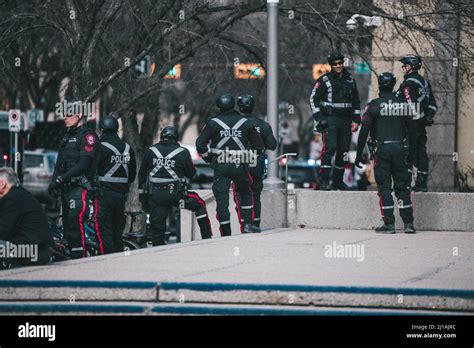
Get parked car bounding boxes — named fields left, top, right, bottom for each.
left=22, top=150, right=58, bottom=209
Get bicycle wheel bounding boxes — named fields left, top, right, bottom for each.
left=122, top=239, right=140, bottom=251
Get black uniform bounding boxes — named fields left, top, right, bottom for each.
left=0, top=186, right=53, bottom=267
left=236, top=114, right=277, bottom=227
left=138, top=139, right=212, bottom=245
left=196, top=110, right=264, bottom=236
left=396, top=71, right=437, bottom=191
left=52, top=124, right=101, bottom=258
left=310, top=69, right=361, bottom=188
left=356, top=91, right=417, bottom=226
left=96, top=133, right=136, bottom=253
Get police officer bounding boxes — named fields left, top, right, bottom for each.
left=310, top=51, right=361, bottom=190
left=138, top=126, right=212, bottom=246
left=396, top=55, right=437, bottom=192
left=355, top=72, right=417, bottom=234
left=196, top=94, right=264, bottom=236
left=236, top=94, right=277, bottom=231
left=48, top=102, right=101, bottom=258
left=96, top=116, right=136, bottom=253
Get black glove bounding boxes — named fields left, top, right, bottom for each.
left=355, top=154, right=364, bottom=169
left=48, top=176, right=64, bottom=196
left=424, top=115, right=434, bottom=126
left=139, top=193, right=149, bottom=211
left=318, top=117, right=329, bottom=130
left=406, top=154, right=415, bottom=169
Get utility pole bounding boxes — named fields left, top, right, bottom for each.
left=264, top=0, right=284, bottom=189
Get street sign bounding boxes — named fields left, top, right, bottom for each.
left=355, top=62, right=371, bottom=74
left=0, top=111, right=8, bottom=130
left=312, top=64, right=331, bottom=80
left=27, top=109, right=44, bottom=130
left=8, top=109, right=21, bottom=132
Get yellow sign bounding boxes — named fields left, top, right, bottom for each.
left=149, top=63, right=182, bottom=79
left=312, top=64, right=331, bottom=80
left=234, top=64, right=265, bottom=79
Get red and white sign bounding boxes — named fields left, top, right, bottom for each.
left=8, top=109, right=21, bottom=132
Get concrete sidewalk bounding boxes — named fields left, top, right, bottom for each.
left=1, top=227, right=472, bottom=287
left=1, top=228, right=472, bottom=312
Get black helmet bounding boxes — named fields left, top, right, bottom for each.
left=327, top=51, right=345, bottom=65
left=99, top=116, right=119, bottom=133
left=378, top=72, right=396, bottom=91
left=399, top=55, right=422, bottom=70
left=237, top=94, right=254, bottom=114
left=160, top=126, right=178, bottom=141
left=216, top=93, right=235, bottom=112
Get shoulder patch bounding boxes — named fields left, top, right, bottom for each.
left=314, top=81, right=321, bottom=89
left=85, top=134, right=96, bottom=146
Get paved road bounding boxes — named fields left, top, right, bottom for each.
left=1, top=228, right=472, bottom=290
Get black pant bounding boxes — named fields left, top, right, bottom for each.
left=149, top=188, right=212, bottom=246
left=97, top=190, right=126, bottom=254
left=320, top=116, right=352, bottom=185
left=415, top=120, right=429, bottom=186
left=61, top=186, right=104, bottom=258
left=213, top=163, right=253, bottom=236
left=373, top=142, right=414, bottom=225
left=236, top=161, right=263, bottom=227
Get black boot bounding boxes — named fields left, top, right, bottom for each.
left=332, top=182, right=352, bottom=191
left=375, top=224, right=395, bottom=234
left=404, top=223, right=416, bottom=234
left=320, top=181, right=332, bottom=191
left=243, top=223, right=260, bottom=233
left=413, top=173, right=428, bottom=192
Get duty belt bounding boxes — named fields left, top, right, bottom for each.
left=321, top=101, right=353, bottom=108
left=153, top=182, right=178, bottom=190
left=376, top=140, right=404, bottom=145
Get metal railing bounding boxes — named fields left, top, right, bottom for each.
left=269, top=153, right=297, bottom=228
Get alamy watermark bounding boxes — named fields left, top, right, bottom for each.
left=324, top=241, right=365, bottom=262
left=216, top=148, right=259, bottom=167
left=380, top=100, right=422, bottom=117
left=0, top=242, right=38, bottom=262
left=18, top=322, right=56, bottom=341
left=55, top=100, right=97, bottom=118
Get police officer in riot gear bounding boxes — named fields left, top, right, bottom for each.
left=396, top=54, right=437, bottom=192
left=236, top=94, right=277, bottom=230
left=355, top=72, right=417, bottom=234
left=138, top=126, right=212, bottom=245
left=196, top=94, right=264, bottom=236
left=310, top=51, right=361, bottom=190
left=96, top=116, right=136, bottom=253
left=48, top=102, right=102, bottom=258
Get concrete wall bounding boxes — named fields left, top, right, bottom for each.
left=181, top=189, right=474, bottom=240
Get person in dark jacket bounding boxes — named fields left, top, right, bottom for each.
left=196, top=94, right=264, bottom=236
left=236, top=94, right=277, bottom=230
left=396, top=54, right=437, bottom=192
left=0, top=167, right=52, bottom=268
left=139, top=126, right=212, bottom=246
left=310, top=51, right=361, bottom=190
left=96, top=116, right=136, bottom=253
left=355, top=72, right=417, bottom=234
left=48, top=102, right=101, bottom=259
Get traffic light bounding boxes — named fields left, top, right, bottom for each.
left=312, top=64, right=331, bottom=80
left=165, top=64, right=182, bottom=79
left=149, top=63, right=182, bottom=79
left=234, top=64, right=265, bottom=79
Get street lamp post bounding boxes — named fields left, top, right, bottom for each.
left=264, top=0, right=284, bottom=189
